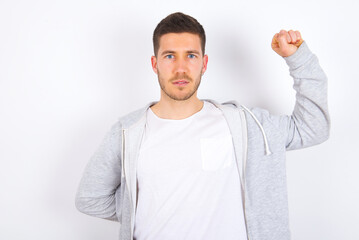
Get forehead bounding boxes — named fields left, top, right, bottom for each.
left=158, top=32, right=202, bottom=54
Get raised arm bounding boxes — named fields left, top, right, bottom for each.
left=271, top=30, right=330, bottom=150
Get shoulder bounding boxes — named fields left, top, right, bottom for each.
left=117, top=101, right=156, bottom=129
left=118, top=107, right=146, bottom=124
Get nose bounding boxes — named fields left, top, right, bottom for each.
left=174, top=56, right=188, bottom=74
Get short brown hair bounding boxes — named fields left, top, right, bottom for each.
left=153, top=12, right=206, bottom=57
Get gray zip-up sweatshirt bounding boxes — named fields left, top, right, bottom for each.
left=75, top=41, right=330, bottom=240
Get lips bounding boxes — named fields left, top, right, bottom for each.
left=172, top=80, right=189, bottom=86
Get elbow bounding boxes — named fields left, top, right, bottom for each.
left=319, top=130, right=330, bottom=144
left=322, top=113, right=331, bottom=142
left=75, top=194, right=88, bottom=215
left=74, top=193, right=118, bottom=221
left=316, top=120, right=331, bottom=144
left=74, top=191, right=94, bottom=215
left=315, top=107, right=331, bottom=144
left=322, top=124, right=331, bottom=142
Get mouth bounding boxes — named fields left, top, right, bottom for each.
left=172, top=79, right=189, bottom=86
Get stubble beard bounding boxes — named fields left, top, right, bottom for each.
left=157, top=70, right=202, bottom=101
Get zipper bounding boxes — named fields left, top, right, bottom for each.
left=239, top=107, right=250, bottom=240
left=121, top=128, right=134, bottom=240
left=121, top=110, right=149, bottom=240
left=215, top=100, right=251, bottom=239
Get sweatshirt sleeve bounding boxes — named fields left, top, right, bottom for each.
left=75, top=121, right=122, bottom=221
left=277, top=41, right=331, bottom=150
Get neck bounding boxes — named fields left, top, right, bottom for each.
left=151, top=93, right=204, bottom=120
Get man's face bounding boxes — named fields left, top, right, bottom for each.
left=151, top=32, right=208, bottom=101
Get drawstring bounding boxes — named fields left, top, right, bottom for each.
left=121, top=129, right=125, bottom=178
left=241, top=105, right=272, bottom=156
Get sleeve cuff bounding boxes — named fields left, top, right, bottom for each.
left=283, top=41, right=313, bottom=69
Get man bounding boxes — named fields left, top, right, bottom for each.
left=75, top=12, right=330, bottom=240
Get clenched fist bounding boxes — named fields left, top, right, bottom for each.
left=271, top=30, right=304, bottom=57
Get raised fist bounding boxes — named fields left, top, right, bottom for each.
left=271, top=30, right=304, bottom=57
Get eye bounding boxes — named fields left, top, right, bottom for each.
left=165, top=54, right=174, bottom=59
left=188, top=54, right=196, bottom=59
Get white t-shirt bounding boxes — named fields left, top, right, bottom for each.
left=134, top=101, right=247, bottom=240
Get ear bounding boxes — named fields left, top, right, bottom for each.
left=201, top=54, right=208, bottom=75
left=151, top=56, right=158, bottom=74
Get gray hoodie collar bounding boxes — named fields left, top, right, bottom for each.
left=120, top=99, right=229, bottom=129
left=119, top=99, right=271, bottom=155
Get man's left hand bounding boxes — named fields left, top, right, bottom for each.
left=271, top=30, right=304, bottom=57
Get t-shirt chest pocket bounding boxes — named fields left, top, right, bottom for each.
left=200, top=135, right=234, bottom=171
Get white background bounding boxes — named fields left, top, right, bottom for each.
left=1, top=0, right=358, bottom=239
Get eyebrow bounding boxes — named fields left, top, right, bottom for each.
left=160, top=50, right=201, bottom=56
